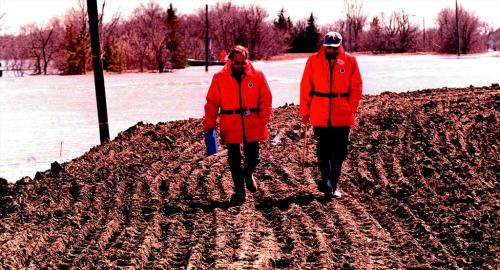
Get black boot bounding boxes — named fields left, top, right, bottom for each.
left=244, top=172, right=257, bottom=193
left=318, top=160, right=333, bottom=195
left=228, top=144, right=246, bottom=203
left=230, top=171, right=246, bottom=204
left=244, top=159, right=258, bottom=193
left=331, top=159, right=343, bottom=197
left=243, top=142, right=260, bottom=193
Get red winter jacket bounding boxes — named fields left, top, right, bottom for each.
left=300, top=45, right=362, bottom=127
left=203, top=61, right=272, bottom=144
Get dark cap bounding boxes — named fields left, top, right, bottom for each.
left=323, top=31, right=342, bottom=47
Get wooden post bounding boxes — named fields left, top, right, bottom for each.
left=455, top=0, right=461, bottom=56
left=205, top=4, right=209, bottom=72
left=87, top=0, right=110, bottom=143
left=423, top=16, right=426, bottom=51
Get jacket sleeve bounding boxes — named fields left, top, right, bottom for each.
left=203, top=74, right=221, bottom=131
left=258, top=71, right=273, bottom=125
left=300, top=57, right=314, bottom=117
left=348, top=57, right=363, bottom=113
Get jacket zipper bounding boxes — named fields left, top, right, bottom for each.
left=237, top=77, right=247, bottom=143
left=328, top=60, right=334, bottom=127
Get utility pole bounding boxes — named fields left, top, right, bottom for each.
left=423, top=16, right=426, bottom=51
left=205, top=4, right=209, bottom=72
left=87, top=0, right=110, bottom=143
left=455, top=0, right=461, bottom=56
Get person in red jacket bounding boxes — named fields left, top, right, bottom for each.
left=204, top=45, right=272, bottom=203
left=300, top=32, right=362, bottom=198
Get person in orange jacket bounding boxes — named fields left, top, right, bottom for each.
left=300, top=32, right=362, bottom=198
left=204, top=45, right=273, bottom=203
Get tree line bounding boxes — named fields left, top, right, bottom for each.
left=0, top=0, right=494, bottom=76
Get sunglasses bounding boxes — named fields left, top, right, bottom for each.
left=233, top=61, right=246, bottom=65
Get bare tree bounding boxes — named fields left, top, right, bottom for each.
left=320, top=20, right=347, bottom=46
left=129, top=2, right=168, bottom=72
left=244, top=5, right=267, bottom=60
left=380, top=12, right=398, bottom=51
left=0, top=34, right=30, bottom=76
left=436, top=5, right=485, bottom=54
left=122, top=18, right=150, bottom=72
left=258, top=23, right=288, bottom=59
left=21, top=19, right=62, bottom=75
left=343, top=0, right=366, bottom=52
left=458, top=8, right=486, bottom=53
left=203, top=3, right=282, bottom=60
left=369, top=11, right=418, bottom=53
left=423, top=27, right=440, bottom=52
left=395, top=10, right=418, bottom=52
left=178, top=14, right=205, bottom=60
left=208, top=3, right=244, bottom=56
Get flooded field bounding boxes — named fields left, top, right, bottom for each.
left=1, top=53, right=499, bottom=181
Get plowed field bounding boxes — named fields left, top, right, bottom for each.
left=1, top=85, right=498, bottom=269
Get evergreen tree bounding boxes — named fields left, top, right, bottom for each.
left=103, top=38, right=122, bottom=72
left=290, top=20, right=306, bottom=53
left=61, top=22, right=89, bottom=75
left=166, top=3, right=187, bottom=69
left=365, top=16, right=385, bottom=52
left=273, top=8, right=293, bottom=53
left=304, top=13, right=320, bottom=52
left=274, top=8, right=291, bottom=31
left=290, top=13, right=320, bottom=53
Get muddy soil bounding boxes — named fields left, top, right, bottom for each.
left=0, top=85, right=498, bottom=269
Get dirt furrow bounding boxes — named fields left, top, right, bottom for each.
left=211, top=209, right=239, bottom=267
left=287, top=204, right=334, bottom=268
left=260, top=207, right=300, bottom=268
left=1, top=86, right=497, bottom=269
left=340, top=195, right=403, bottom=269
left=183, top=211, right=218, bottom=269
left=226, top=207, right=270, bottom=269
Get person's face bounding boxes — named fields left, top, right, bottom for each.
left=231, top=53, right=247, bottom=73
left=324, top=46, right=340, bottom=59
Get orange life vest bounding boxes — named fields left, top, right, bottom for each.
left=204, top=61, right=272, bottom=144
left=300, top=45, right=362, bottom=127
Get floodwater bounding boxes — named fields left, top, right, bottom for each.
left=1, top=53, right=499, bottom=181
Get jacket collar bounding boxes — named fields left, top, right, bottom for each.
left=316, top=45, right=346, bottom=64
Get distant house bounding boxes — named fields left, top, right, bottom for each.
left=487, top=28, right=500, bottom=51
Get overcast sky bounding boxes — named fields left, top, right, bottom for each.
left=1, top=0, right=499, bottom=34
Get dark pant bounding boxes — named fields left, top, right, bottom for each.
left=314, top=126, right=350, bottom=191
left=226, top=142, right=260, bottom=193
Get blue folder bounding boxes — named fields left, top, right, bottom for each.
left=204, top=129, right=219, bottom=156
